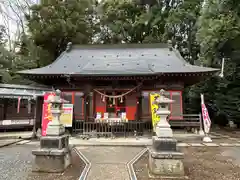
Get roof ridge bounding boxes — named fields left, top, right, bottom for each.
left=70, top=43, right=168, bottom=50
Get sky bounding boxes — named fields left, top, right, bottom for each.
left=0, top=0, right=37, bottom=48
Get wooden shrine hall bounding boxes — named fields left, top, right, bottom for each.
left=17, top=43, right=218, bottom=133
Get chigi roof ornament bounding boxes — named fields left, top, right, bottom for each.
left=66, top=42, right=72, bottom=52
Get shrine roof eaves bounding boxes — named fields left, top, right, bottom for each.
left=17, top=43, right=219, bottom=76
left=0, top=83, right=51, bottom=99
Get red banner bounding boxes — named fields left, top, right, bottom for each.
left=201, top=94, right=211, bottom=134
left=41, top=92, right=55, bottom=136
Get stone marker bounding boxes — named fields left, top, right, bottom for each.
left=32, top=89, right=72, bottom=173
left=148, top=89, right=185, bottom=178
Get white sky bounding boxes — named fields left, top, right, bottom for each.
left=0, top=0, right=37, bottom=48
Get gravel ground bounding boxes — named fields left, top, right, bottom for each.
left=0, top=144, right=85, bottom=180
left=134, top=147, right=240, bottom=180
left=213, top=128, right=240, bottom=138
left=0, top=145, right=35, bottom=180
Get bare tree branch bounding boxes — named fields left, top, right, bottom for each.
left=0, top=0, right=36, bottom=51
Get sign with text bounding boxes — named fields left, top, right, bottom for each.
left=41, top=92, right=55, bottom=136
left=41, top=93, right=73, bottom=136
left=60, top=104, right=74, bottom=127
left=149, top=92, right=160, bottom=131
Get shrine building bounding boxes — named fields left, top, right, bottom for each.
left=17, top=43, right=218, bottom=130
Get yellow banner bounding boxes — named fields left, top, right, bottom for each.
left=150, top=93, right=160, bottom=131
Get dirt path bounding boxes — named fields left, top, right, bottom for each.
left=76, top=146, right=144, bottom=180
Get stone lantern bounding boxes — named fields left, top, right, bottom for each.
left=32, top=89, right=72, bottom=173
left=154, top=89, right=174, bottom=138
left=46, top=89, right=66, bottom=135
left=148, top=89, right=185, bottom=178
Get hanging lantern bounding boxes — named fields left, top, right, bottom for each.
left=102, top=95, right=105, bottom=102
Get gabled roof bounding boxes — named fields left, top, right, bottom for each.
left=18, top=43, right=219, bottom=76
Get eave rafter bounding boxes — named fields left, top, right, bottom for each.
left=22, top=71, right=217, bottom=81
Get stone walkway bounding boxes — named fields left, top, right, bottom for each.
left=20, top=139, right=240, bottom=147
left=76, top=146, right=143, bottom=180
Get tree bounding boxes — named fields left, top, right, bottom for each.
left=0, top=0, right=35, bottom=51
left=26, top=0, right=99, bottom=61
left=97, top=0, right=186, bottom=44
left=165, top=0, right=203, bottom=64
left=195, top=0, right=240, bottom=126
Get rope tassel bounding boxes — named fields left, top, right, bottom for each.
left=113, top=97, right=115, bottom=105
left=120, top=96, right=123, bottom=103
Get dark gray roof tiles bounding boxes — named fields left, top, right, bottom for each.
left=18, top=43, right=219, bottom=76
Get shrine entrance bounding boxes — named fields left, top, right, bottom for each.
left=105, top=91, right=126, bottom=118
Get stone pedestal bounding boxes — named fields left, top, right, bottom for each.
left=148, top=89, right=185, bottom=178
left=149, top=148, right=184, bottom=177
left=32, top=89, right=72, bottom=173
left=149, top=137, right=185, bottom=178
left=32, top=134, right=72, bottom=172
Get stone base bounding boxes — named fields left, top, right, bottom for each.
left=40, top=134, right=69, bottom=149
left=152, top=136, right=177, bottom=152
left=155, top=127, right=173, bottom=138
left=148, top=148, right=185, bottom=177
left=148, top=168, right=188, bottom=179
left=32, top=147, right=72, bottom=173
left=46, top=123, right=65, bottom=136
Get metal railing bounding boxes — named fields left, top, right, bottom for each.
left=72, top=120, right=153, bottom=138
left=72, top=114, right=202, bottom=138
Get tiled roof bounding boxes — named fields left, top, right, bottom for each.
left=17, top=43, right=219, bottom=76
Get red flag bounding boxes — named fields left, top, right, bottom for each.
left=201, top=94, right=211, bottom=134
left=17, top=97, right=21, bottom=113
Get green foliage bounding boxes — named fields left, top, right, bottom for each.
left=26, top=0, right=98, bottom=61
left=165, top=0, right=203, bottom=64
left=193, top=0, right=240, bottom=125
left=0, top=25, right=6, bottom=45
left=196, top=0, right=240, bottom=65
left=98, top=0, right=179, bottom=43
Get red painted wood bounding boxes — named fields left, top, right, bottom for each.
left=94, top=92, right=105, bottom=117
left=72, top=92, right=75, bottom=104
left=126, top=106, right=137, bottom=120
left=125, top=92, right=137, bottom=120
